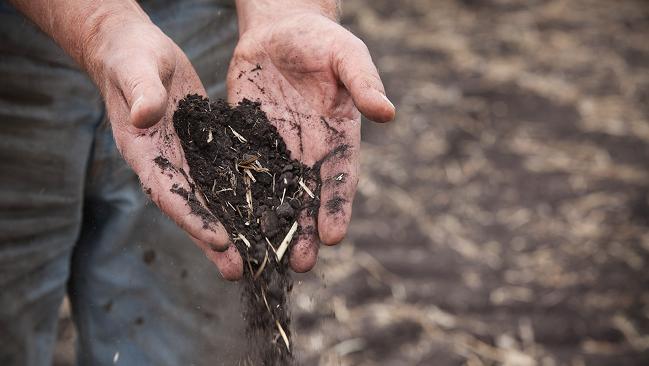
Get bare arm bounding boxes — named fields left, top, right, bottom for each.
left=10, top=1, right=144, bottom=83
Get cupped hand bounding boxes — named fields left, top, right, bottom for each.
left=227, top=10, right=395, bottom=273
left=84, top=16, right=243, bottom=280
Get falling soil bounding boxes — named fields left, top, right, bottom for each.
left=170, top=94, right=320, bottom=365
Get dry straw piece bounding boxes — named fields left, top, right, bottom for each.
left=229, top=126, right=247, bottom=143
left=298, top=178, right=315, bottom=199
left=275, top=320, right=290, bottom=351
left=237, top=233, right=252, bottom=248
left=253, top=250, right=269, bottom=280
left=276, top=221, right=298, bottom=261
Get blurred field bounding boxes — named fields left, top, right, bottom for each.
left=55, top=0, right=649, bottom=365
left=291, top=0, right=649, bottom=365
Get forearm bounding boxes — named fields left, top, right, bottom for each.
left=235, top=0, right=341, bottom=34
left=9, top=0, right=149, bottom=70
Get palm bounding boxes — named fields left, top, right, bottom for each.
left=228, top=15, right=360, bottom=165
left=102, top=31, right=242, bottom=279
left=227, top=14, right=362, bottom=271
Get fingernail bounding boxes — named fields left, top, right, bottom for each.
left=381, top=93, right=395, bottom=110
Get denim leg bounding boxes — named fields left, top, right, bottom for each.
left=143, top=0, right=238, bottom=98
left=70, top=124, right=245, bottom=366
left=68, top=3, right=246, bottom=366
left=0, top=8, right=103, bottom=366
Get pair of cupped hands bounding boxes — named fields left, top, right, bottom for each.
left=89, top=3, right=395, bottom=280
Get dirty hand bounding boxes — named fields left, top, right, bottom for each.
left=228, top=1, right=396, bottom=272
left=11, top=0, right=242, bottom=279
left=81, top=7, right=243, bottom=279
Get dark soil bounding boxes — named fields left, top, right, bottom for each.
left=170, top=94, right=320, bottom=365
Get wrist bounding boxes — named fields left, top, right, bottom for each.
left=235, top=0, right=340, bottom=35
left=78, top=4, right=151, bottom=75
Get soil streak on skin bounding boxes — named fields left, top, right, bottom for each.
left=169, top=94, right=321, bottom=365
left=325, top=196, right=346, bottom=215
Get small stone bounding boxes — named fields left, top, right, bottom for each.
left=276, top=202, right=295, bottom=219
left=289, top=198, right=301, bottom=210
left=255, top=205, right=267, bottom=218
left=260, top=210, right=280, bottom=237
left=267, top=285, right=283, bottom=302
left=142, top=249, right=156, bottom=265
left=280, top=172, right=295, bottom=188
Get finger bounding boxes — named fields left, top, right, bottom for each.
left=207, top=245, right=243, bottom=281
left=317, top=145, right=359, bottom=245
left=110, top=54, right=169, bottom=129
left=290, top=211, right=319, bottom=273
left=126, top=138, right=232, bottom=253
left=192, top=236, right=243, bottom=281
left=151, top=168, right=232, bottom=252
left=333, top=35, right=395, bottom=123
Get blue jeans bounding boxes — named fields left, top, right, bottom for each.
left=0, top=1, right=246, bottom=365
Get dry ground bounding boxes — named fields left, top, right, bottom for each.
left=56, top=0, right=649, bottom=365
left=291, top=0, right=649, bottom=365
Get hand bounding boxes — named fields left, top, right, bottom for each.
left=227, top=6, right=395, bottom=272
left=83, top=13, right=243, bottom=279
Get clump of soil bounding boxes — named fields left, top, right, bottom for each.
left=170, top=94, right=320, bottom=365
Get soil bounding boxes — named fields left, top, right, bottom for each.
left=170, top=94, right=320, bottom=365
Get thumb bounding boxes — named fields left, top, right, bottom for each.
left=113, top=56, right=169, bottom=129
left=334, top=35, right=395, bottom=123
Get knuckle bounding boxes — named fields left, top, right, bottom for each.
left=352, top=36, right=370, bottom=54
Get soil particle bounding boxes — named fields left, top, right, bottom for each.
left=329, top=144, right=351, bottom=160
left=260, top=210, right=280, bottom=237
left=313, top=144, right=352, bottom=174
left=153, top=156, right=174, bottom=171
left=276, top=202, right=295, bottom=219
left=169, top=184, right=217, bottom=231
left=319, top=116, right=344, bottom=143
left=171, top=94, right=321, bottom=365
left=325, top=196, right=346, bottom=215
left=103, top=300, right=113, bottom=313
left=142, top=249, right=156, bottom=265
left=319, top=116, right=340, bottom=135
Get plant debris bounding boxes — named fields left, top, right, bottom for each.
left=170, top=94, right=320, bottom=365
